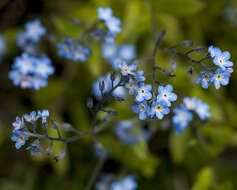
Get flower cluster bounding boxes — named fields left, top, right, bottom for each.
left=11, top=110, right=50, bottom=155
left=9, top=53, right=54, bottom=90
left=173, top=97, right=211, bottom=134
left=132, top=84, right=177, bottom=120
left=114, top=120, right=153, bottom=145
left=98, top=7, right=121, bottom=37
left=196, top=46, right=234, bottom=90
left=56, top=38, right=91, bottom=62
left=96, top=175, right=137, bottom=190
left=9, top=19, right=54, bottom=90
left=16, top=19, right=46, bottom=52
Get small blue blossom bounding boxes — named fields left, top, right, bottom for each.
left=196, top=71, right=213, bottom=89
left=72, top=45, right=91, bottom=62
left=98, top=7, right=113, bottom=21
left=111, top=176, right=137, bottom=190
left=102, top=42, right=118, bottom=59
left=26, top=141, right=41, bottom=156
left=34, top=56, right=54, bottom=77
left=25, top=19, right=46, bottom=42
left=119, top=45, right=136, bottom=61
left=134, top=70, right=146, bottom=83
left=105, top=17, right=121, bottom=34
left=195, top=100, right=211, bottom=120
left=173, top=107, right=193, bottom=134
left=13, top=53, right=34, bottom=75
left=135, top=84, right=152, bottom=102
left=56, top=38, right=74, bottom=59
left=157, top=84, right=177, bottom=107
left=132, top=100, right=150, bottom=120
left=183, top=97, right=198, bottom=111
left=91, top=29, right=104, bottom=41
left=32, top=75, right=47, bottom=90
left=211, top=69, right=230, bottom=89
left=38, top=110, right=50, bottom=123
left=9, top=70, right=22, bottom=86
left=110, top=56, right=124, bottom=70
left=11, top=131, right=27, bottom=149
left=24, top=111, right=39, bottom=123
left=213, top=50, right=233, bottom=70
left=125, top=78, right=139, bottom=95
left=12, top=117, right=24, bottom=131
left=119, top=62, right=137, bottom=76
left=208, top=45, right=221, bottom=58
left=150, top=100, right=170, bottom=120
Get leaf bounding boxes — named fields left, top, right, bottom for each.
left=153, top=0, right=204, bottom=16
left=192, top=167, right=214, bottom=190
left=99, top=135, right=158, bottom=177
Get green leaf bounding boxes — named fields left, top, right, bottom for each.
left=192, top=167, right=214, bottom=190
left=153, top=0, right=204, bottom=16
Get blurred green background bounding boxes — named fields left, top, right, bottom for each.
left=1, top=0, right=237, bottom=189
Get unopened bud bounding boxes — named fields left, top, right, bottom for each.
left=54, top=149, right=66, bottom=162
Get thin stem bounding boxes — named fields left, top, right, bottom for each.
left=151, top=30, right=166, bottom=100
left=84, top=153, right=107, bottom=190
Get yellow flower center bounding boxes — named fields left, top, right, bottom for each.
left=140, top=104, right=146, bottom=111
left=123, top=66, right=129, bottom=73
left=129, top=82, right=134, bottom=89
left=156, top=105, right=162, bottom=111
left=216, top=74, right=222, bottom=80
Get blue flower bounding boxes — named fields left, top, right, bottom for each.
left=13, top=53, right=34, bottom=75
left=213, top=50, right=233, bottom=70
left=211, top=69, right=230, bottom=89
left=183, top=97, right=198, bottom=111
left=26, top=141, right=41, bottom=156
left=24, top=111, right=39, bottom=123
left=173, top=107, right=193, bottom=134
left=12, top=117, right=24, bottom=131
left=157, top=84, right=177, bottom=107
left=121, top=176, right=137, bottom=190
left=25, top=19, right=46, bottom=42
left=196, top=71, right=213, bottom=89
left=119, top=62, right=137, bottom=76
left=72, top=45, right=91, bottom=62
left=32, top=75, right=47, bottom=90
left=56, top=38, right=74, bottom=59
left=119, top=45, right=136, bottom=61
left=16, top=31, right=28, bottom=49
left=135, top=84, right=152, bottom=102
left=9, top=70, right=22, bottom=86
left=98, top=7, right=113, bottom=21
left=132, top=100, right=150, bottom=120
left=195, top=100, right=211, bottom=120
left=91, top=29, right=104, bottom=41
left=134, top=70, right=146, bottom=83
left=125, top=78, right=139, bottom=95
left=150, top=100, right=170, bottom=120
left=20, top=75, right=33, bottom=89
left=11, top=131, right=27, bottom=149
left=105, top=17, right=121, bottom=34
left=38, top=110, right=50, bottom=123
left=102, top=42, right=118, bottom=59
left=208, top=45, right=221, bottom=58
left=111, top=176, right=137, bottom=190
left=109, top=56, right=124, bottom=70
left=34, top=56, right=54, bottom=78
